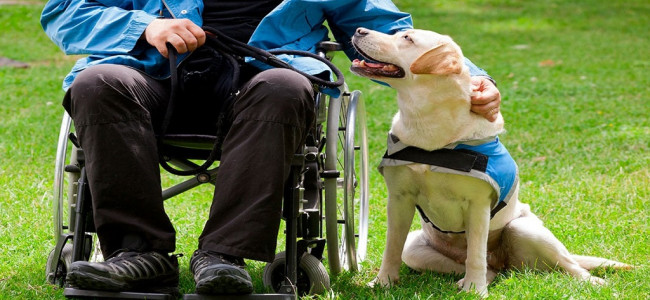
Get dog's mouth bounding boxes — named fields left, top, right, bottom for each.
left=350, top=46, right=405, bottom=78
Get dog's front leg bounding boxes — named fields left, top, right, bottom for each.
left=459, top=198, right=491, bottom=297
left=372, top=194, right=415, bottom=287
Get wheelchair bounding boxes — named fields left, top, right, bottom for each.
left=45, top=41, right=370, bottom=299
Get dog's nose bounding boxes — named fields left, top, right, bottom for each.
left=355, top=27, right=369, bottom=37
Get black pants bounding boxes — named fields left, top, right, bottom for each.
left=64, top=64, right=315, bottom=262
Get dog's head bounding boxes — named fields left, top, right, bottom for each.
left=350, top=27, right=467, bottom=86
left=350, top=28, right=504, bottom=148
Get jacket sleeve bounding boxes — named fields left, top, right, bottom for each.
left=323, top=1, right=490, bottom=78
left=323, top=0, right=412, bottom=60
left=250, top=0, right=490, bottom=78
left=40, top=0, right=156, bottom=55
left=250, top=0, right=411, bottom=57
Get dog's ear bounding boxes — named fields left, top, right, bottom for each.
left=410, top=43, right=462, bottom=75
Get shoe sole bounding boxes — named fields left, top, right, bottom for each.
left=66, top=268, right=179, bottom=295
left=67, top=269, right=129, bottom=291
left=195, top=266, right=254, bottom=295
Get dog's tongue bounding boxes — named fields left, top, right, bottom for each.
left=364, top=61, right=384, bottom=68
left=352, top=58, right=381, bottom=68
left=352, top=59, right=399, bottom=71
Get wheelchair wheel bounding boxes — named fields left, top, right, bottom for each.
left=46, top=243, right=73, bottom=286
left=262, top=251, right=330, bottom=295
left=48, top=112, right=102, bottom=285
left=53, top=113, right=76, bottom=238
left=47, top=113, right=77, bottom=285
left=323, top=90, right=369, bottom=274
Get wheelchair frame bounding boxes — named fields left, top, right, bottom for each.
left=46, top=43, right=370, bottom=299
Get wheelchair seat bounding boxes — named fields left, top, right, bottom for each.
left=161, top=134, right=219, bottom=151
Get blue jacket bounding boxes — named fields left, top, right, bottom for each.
left=41, top=0, right=490, bottom=91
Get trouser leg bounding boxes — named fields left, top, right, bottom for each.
left=198, top=68, right=315, bottom=262
left=63, top=64, right=176, bottom=257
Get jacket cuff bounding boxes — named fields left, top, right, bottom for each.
left=123, top=12, right=157, bottom=52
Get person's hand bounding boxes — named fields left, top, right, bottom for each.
left=144, top=18, right=206, bottom=58
left=470, top=76, right=501, bottom=122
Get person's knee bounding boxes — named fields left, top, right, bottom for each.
left=255, top=68, right=313, bottom=97
left=65, top=65, right=156, bottom=125
left=237, top=69, right=315, bottom=125
left=66, top=65, right=125, bottom=115
left=69, top=65, right=122, bottom=101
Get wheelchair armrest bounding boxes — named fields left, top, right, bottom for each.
left=316, top=41, right=343, bottom=53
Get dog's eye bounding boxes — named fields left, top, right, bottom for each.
left=403, top=34, right=413, bottom=43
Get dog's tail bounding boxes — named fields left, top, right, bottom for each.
left=572, top=255, right=635, bottom=270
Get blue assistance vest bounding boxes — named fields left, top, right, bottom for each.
left=379, top=134, right=519, bottom=233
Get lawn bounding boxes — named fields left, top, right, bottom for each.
left=0, top=0, right=648, bottom=299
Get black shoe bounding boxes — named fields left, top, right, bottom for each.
left=66, top=251, right=179, bottom=295
left=190, top=250, right=253, bottom=295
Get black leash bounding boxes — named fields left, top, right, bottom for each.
left=201, top=26, right=344, bottom=88
left=159, top=27, right=345, bottom=176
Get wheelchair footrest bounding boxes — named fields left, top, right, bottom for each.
left=183, top=294, right=296, bottom=300
left=64, top=288, right=176, bottom=299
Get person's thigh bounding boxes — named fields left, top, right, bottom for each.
left=64, top=64, right=170, bottom=131
left=232, top=68, right=315, bottom=127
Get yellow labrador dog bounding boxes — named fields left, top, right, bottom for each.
left=350, top=27, right=631, bottom=296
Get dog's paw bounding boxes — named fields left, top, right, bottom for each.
left=457, top=278, right=488, bottom=298
left=368, top=275, right=398, bottom=288
left=456, top=277, right=464, bottom=289
left=486, top=269, right=498, bottom=284
left=367, top=277, right=380, bottom=288
left=588, top=276, right=607, bottom=286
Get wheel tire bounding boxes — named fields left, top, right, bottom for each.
left=324, top=90, right=369, bottom=274
left=46, top=243, right=73, bottom=286
left=262, top=252, right=330, bottom=295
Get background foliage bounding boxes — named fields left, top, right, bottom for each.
left=0, top=0, right=647, bottom=299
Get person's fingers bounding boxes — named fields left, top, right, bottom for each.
left=476, top=104, right=498, bottom=122
left=470, top=97, right=500, bottom=122
left=186, top=23, right=206, bottom=49
left=155, top=43, right=169, bottom=58
left=469, top=77, right=501, bottom=122
left=471, top=78, right=499, bottom=104
left=472, top=102, right=493, bottom=115
left=167, top=33, right=189, bottom=55
left=172, top=20, right=205, bottom=52
left=487, top=107, right=499, bottom=121
left=145, top=19, right=205, bottom=57
left=173, top=29, right=198, bottom=53
left=472, top=89, right=496, bottom=104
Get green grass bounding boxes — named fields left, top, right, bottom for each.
left=1, top=0, right=648, bottom=299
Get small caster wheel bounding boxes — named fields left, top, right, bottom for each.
left=263, top=251, right=330, bottom=295
left=46, top=243, right=73, bottom=286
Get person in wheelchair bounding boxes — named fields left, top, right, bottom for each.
left=41, top=0, right=502, bottom=296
